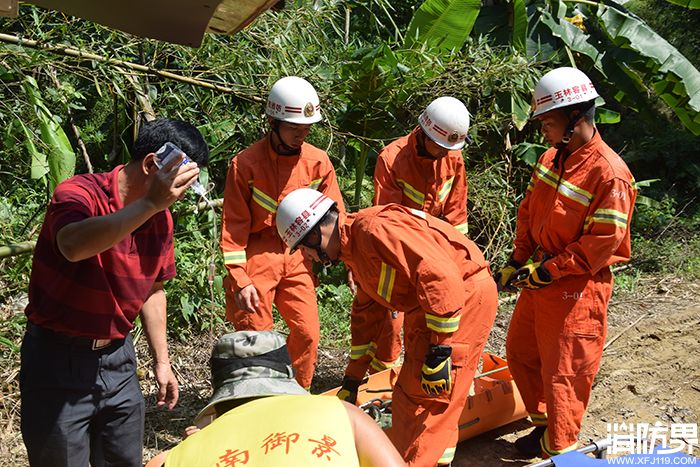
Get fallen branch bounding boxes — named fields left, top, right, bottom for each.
left=603, top=313, right=649, bottom=351
left=0, top=241, right=36, bottom=259
left=0, top=32, right=262, bottom=102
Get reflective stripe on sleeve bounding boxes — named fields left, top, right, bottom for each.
left=425, top=313, right=460, bottom=333
left=397, top=179, right=425, bottom=206
left=377, top=263, right=396, bottom=303
left=223, top=250, right=247, bottom=265
left=438, top=176, right=455, bottom=203
left=251, top=187, right=278, bottom=213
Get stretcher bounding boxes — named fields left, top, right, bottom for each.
left=321, top=352, right=528, bottom=442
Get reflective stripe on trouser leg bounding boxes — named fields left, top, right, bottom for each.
left=540, top=428, right=578, bottom=457
left=389, top=356, right=471, bottom=467
left=529, top=412, right=548, bottom=427
left=438, top=446, right=456, bottom=465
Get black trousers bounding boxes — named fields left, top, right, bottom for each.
left=20, top=329, right=144, bottom=467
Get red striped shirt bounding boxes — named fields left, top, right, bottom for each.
left=25, top=165, right=176, bottom=339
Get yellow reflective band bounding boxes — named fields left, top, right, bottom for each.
left=438, top=446, right=456, bottom=464
left=350, top=341, right=377, bottom=360
left=454, top=222, right=468, bottom=234
left=425, top=313, right=460, bottom=333
left=590, top=208, right=628, bottom=229
left=541, top=428, right=578, bottom=456
left=251, top=187, right=278, bottom=213
left=527, top=174, right=536, bottom=192
left=308, top=178, right=322, bottom=190
left=369, top=357, right=399, bottom=372
left=223, top=251, right=247, bottom=265
left=530, top=412, right=548, bottom=426
left=438, top=176, right=455, bottom=203
left=397, top=179, right=425, bottom=206
left=377, top=263, right=396, bottom=303
left=535, top=163, right=593, bottom=207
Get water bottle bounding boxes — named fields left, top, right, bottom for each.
left=154, top=142, right=206, bottom=197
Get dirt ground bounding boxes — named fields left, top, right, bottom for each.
left=454, top=275, right=700, bottom=466
left=0, top=274, right=698, bottom=466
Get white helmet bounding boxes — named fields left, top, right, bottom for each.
left=276, top=188, right=336, bottom=249
left=266, top=76, right=322, bottom=124
left=531, top=67, right=599, bottom=118
left=418, top=96, right=470, bottom=150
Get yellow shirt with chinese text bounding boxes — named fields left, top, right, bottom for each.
left=165, top=395, right=360, bottom=467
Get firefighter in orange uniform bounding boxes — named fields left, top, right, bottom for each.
left=493, top=67, right=636, bottom=458
left=276, top=188, right=498, bottom=467
left=220, top=76, right=345, bottom=389
left=338, top=97, right=472, bottom=403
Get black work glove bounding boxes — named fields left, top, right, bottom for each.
left=421, top=345, right=452, bottom=396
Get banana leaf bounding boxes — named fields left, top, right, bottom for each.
left=512, top=0, right=528, bottom=53
left=595, top=107, right=621, bottom=124
left=538, top=9, right=604, bottom=68
left=22, top=76, right=76, bottom=190
left=595, top=4, right=700, bottom=134
left=405, top=0, right=481, bottom=51
left=512, top=142, right=548, bottom=166
left=17, top=120, right=49, bottom=182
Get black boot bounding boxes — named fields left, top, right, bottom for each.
left=514, top=426, right=546, bottom=457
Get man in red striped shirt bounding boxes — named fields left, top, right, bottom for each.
left=20, top=118, right=208, bottom=467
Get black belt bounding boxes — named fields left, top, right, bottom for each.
left=26, top=322, right=125, bottom=350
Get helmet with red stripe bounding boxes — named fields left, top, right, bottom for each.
left=276, top=188, right=336, bottom=250
left=531, top=67, right=599, bottom=118
left=418, top=96, right=470, bottom=150
left=266, top=76, right=322, bottom=124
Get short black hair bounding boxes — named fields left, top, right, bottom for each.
left=131, top=118, right=209, bottom=166
left=318, top=204, right=339, bottom=228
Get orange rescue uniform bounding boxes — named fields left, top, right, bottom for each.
left=505, top=131, right=636, bottom=456
left=339, top=204, right=496, bottom=466
left=344, top=129, right=469, bottom=381
left=221, top=136, right=344, bottom=388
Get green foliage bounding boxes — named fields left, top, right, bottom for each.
left=166, top=206, right=226, bottom=338
left=663, top=0, right=700, bottom=9
left=630, top=233, right=700, bottom=278
left=22, top=76, right=76, bottom=189
left=0, top=0, right=698, bottom=340
left=405, top=0, right=481, bottom=50
left=316, top=283, right=353, bottom=347
left=625, top=0, right=700, bottom=67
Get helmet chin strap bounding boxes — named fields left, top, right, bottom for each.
left=553, top=101, right=595, bottom=169
left=553, top=114, right=580, bottom=169
left=303, top=225, right=336, bottom=269
left=416, top=131, right=438, bottom=159
left=271, top=120, right=301, bottom=155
